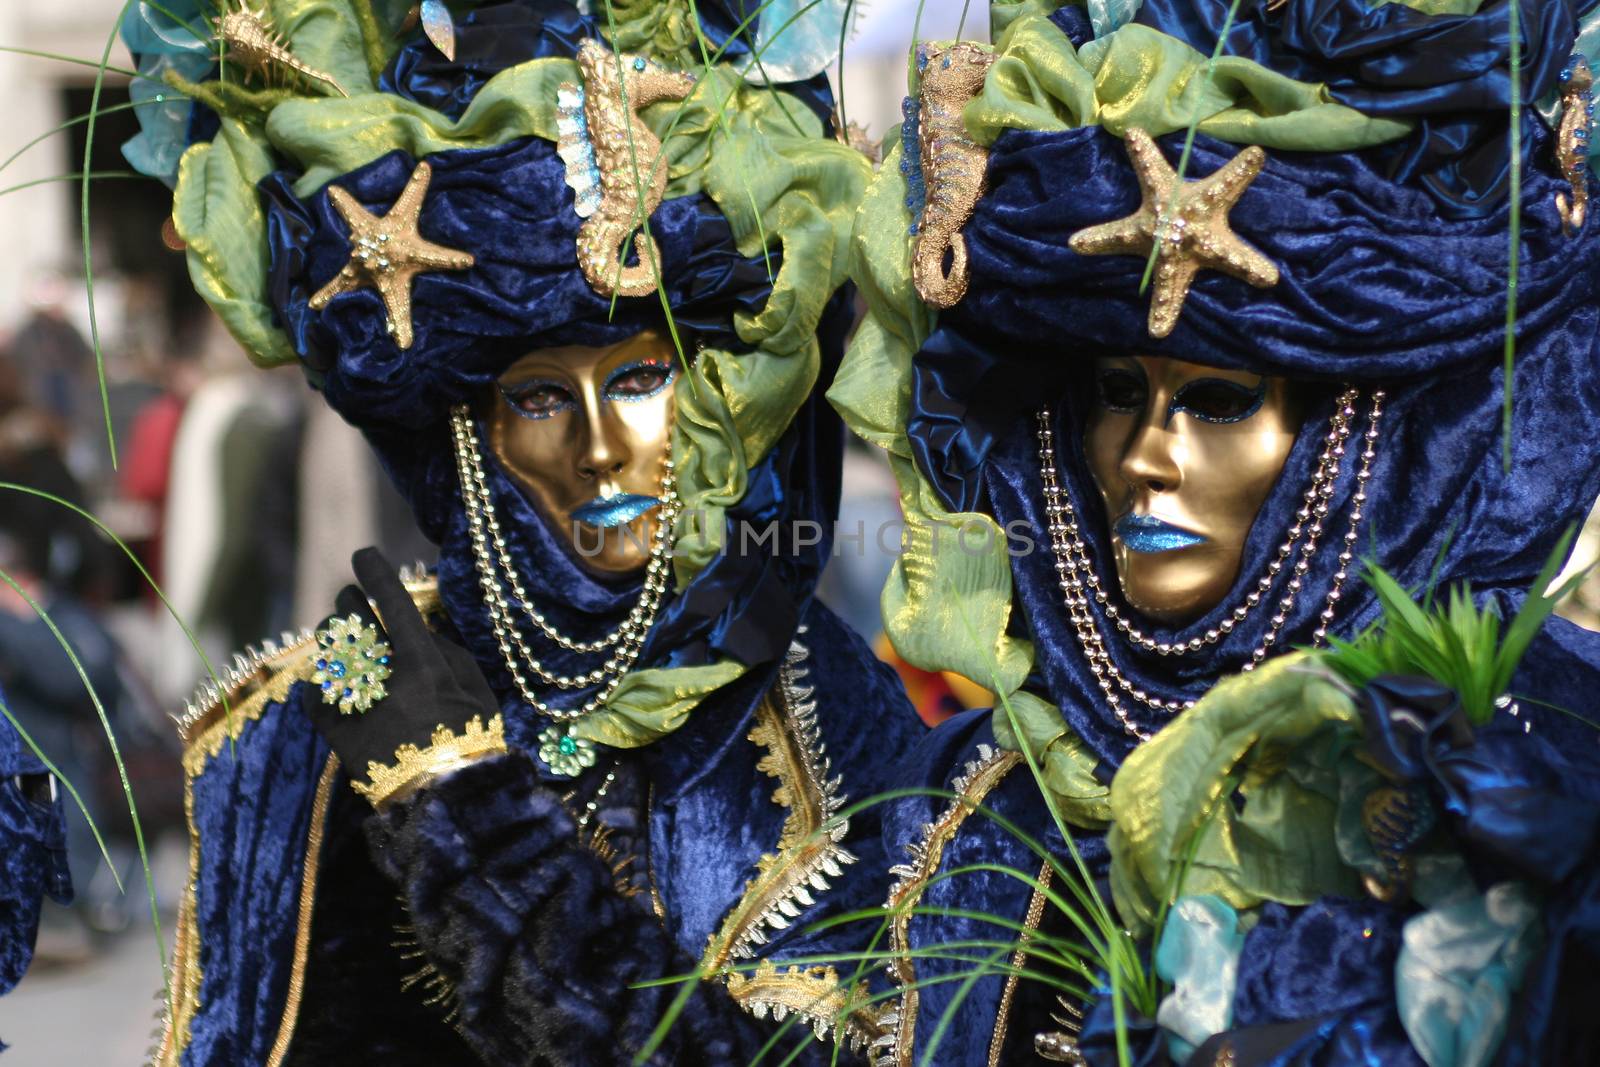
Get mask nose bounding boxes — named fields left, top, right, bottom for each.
left=1120, top=418, right=1182, bottom=496
left=576, top=394, right=629, bottom=482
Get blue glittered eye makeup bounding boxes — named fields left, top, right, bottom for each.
left=1169, top=377, right=1266, bottom=424
left=604, top=359, right=675, bottom=403
left=501, top=379, right=576, bottom=420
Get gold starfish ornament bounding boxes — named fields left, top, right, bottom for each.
left=1069, top=128, right=1279, bottom=338
left=309, top=161, right=475, bottom=350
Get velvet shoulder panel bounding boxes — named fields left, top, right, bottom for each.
left=644, top=601, right=925, bottom=1049
left=872, top=709, right=1109, bottom=1067
left=156, top=679, right=333, bottom=1067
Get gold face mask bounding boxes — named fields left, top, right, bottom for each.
left=485, top=330, right=678, bottom=576
left=1085, top=355, right=1303, bottom=624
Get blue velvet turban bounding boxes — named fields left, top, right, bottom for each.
left=1131, top=0, right=1600, bottom=215
left=908, top=66, right=1600, bottom=765
left=255, top=7, right=847, bottom=753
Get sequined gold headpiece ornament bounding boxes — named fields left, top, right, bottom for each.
left=909, top=42, right=995, bottom=309
left=308, top=161, right=476, bottom=350
left=569, top=40, right=697, bottom=298
left=1069, top=128, right=1280, bottom=339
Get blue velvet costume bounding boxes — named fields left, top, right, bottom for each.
left=840, top=1, right=1600, bottom=1064
left=130, top=3, right=922, bottom=1064
left=0, top=708, right=70, bottom=1045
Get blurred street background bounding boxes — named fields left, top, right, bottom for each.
left=0, top=1, right=1595, bottom=1064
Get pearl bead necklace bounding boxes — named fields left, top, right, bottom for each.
left=450, top=405, right=679, bottom=722
left=1034, top=389, right=1385, bottom=741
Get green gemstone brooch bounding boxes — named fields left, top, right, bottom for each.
left=311, top=614, right=393, bottom=715
left=537, top=725, right=597, bottom=778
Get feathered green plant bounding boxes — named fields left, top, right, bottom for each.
left=1322, top=527, right=1590, bottom=725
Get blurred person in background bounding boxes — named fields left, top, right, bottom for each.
left=0, top=706, right=71, bottom=1021
left=0, top=525, right=127, bottom=959
left=7, top=278, right=92, bottom=443
left=0, top=351, right=110, bottom=604
left=118, top=350, right=205, bottom=588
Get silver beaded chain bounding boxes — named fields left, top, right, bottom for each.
left=575, top=762, right=620, bottom=833
left=450, top=404, right=680, bottom=722
left=1034, top=389, right=1385, bottom=741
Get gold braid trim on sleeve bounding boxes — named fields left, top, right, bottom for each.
left=351, top=714, right=508, bottom=808
left=154, top=574, right=448, bottom=1065
left=874, top=746, right=1022, bottom=1067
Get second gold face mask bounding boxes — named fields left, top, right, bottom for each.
left=486, top=330, right=678, bottom=576
left=1085, top=355, right=1303, bottom=624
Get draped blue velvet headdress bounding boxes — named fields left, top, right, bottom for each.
left=124, top=0, right=871, bottom=751
left=835, top=0, right=1600, bottom=769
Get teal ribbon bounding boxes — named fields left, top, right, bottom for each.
left=1155, top=895, right=1246, bottom=1063
left=1396, top=878, right=1541, bottom=1067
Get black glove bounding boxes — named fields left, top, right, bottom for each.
left=307, top=547, right=500, bottom=788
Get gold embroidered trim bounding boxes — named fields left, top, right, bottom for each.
left=266, top=754, right=340, bottom=1067
left=573, top=40, right=696, bottom=297
left=394, top=898, right=465, bottom=1029
left=150, top=762, right=206, bottom=1065
left=351, top=714, right=508, bottom=807
left=873, top=746, right=1022, bottom=1067
left=158, top=577, right=443, bottom=1063
left=726, top=960, right=884, bottom=1052
left=399, top=564, right=444, bottom=621
left=911, top=41, right=995, bottom=309
left=177, top=630, right=319, bottom=767
left=702, top=639, right=855, bottom=969
left=989, top=860, right=1053, bottom=1067
left=699, top=637, right=880, bottom=1048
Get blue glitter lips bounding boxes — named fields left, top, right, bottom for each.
left=571, top=493, right=660, bottom=529
left=1115, top=513, right=1207, bottom=554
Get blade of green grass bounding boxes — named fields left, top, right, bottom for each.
left=0, top=172, right=143, bottom=197
left=82, top=0, right=144, bottom=472
left=1503, top=0, right=1522, bottom=471
left=0, top=101, right=153, bottom=178
left=0, top=485, right=234, bottom=739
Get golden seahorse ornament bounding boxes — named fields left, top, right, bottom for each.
left=573, top=40, right=696, bottom=298
left=215, top=2, right=349, bottom=98
left=1555, top=55, right=1593, bottom=237
left=911, top=42, right=995, bottom=310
